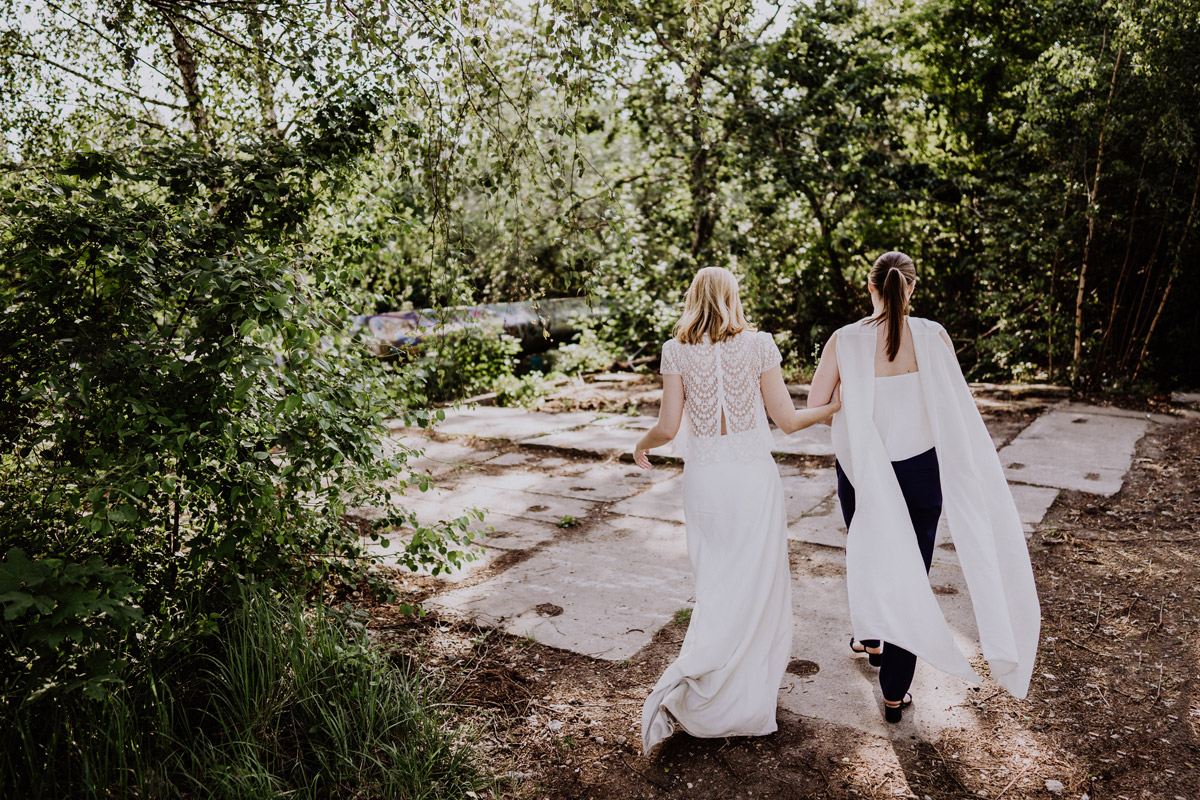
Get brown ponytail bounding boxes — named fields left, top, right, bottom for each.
left=868, top=251, right=917, bottom=361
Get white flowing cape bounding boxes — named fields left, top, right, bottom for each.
left=831, top=317, right=1040, bottom=698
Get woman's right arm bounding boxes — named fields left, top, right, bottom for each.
left=633, top=373, right=684, bottom=469
left=807, top=333, right=840, bottom=408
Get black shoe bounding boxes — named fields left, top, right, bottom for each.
left=883, top=693, right=913, bottom=723
left=849, top=637, right=882, bottom=667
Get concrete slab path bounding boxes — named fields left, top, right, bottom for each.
left=378, top=395, right=1169, bottom=751
left=998, top=406, right=1149, bottom=495
left=429, top=517, right=694, bottom=660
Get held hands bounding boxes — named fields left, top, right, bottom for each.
left=821, top=388, right=842, bottom=424
left=808, top=383, right=842, bottom=427
left=635, top=386, right=841, bottom=461
left=784, top=387, right=841, bottom=433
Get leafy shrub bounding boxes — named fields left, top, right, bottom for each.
left=1, top=588, right=485, bottom=799
left=0, top=548, right=143, bottom=703
left=494, top=370, right=565, bottom=408
left=410, top=323, right=521, bottom=403
left=548, top=325, right=619, bottom=376
left=0, top=100, right=475, bottom=710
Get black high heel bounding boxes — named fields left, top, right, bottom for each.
left=883, top=693, right=913, bottom=723
left=849, top=637, right=882, bottom=667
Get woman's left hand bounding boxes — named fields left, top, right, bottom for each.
left=633, top=445, right=652, bottom=469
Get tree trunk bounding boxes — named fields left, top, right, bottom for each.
left=688, top=143, right=717, bottom=258
left=1047, top=189, right=1074, bottom=382
left=1099, top=153, right=1146, bottom=355
left=1072, top=41, right=1125, bottom=385
left=163, top=12, right=212, bottom=148
left=1132, top=160, right=1200, bottom=382
left=1118, top=175, right=1176, bottom=371
left=686, top=66, right=717, bottom=260
left=818, top=221, right=854, bottom=316
left=247, top=11, right=281, bottom=138
left=795, top=182, right=853, bottom=316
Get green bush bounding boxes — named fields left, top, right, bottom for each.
left=0, top=548, right=143, bottom=703
left=547, top=325, right=618, bottom=376
left=1, top=588, right=485, bottom=799
left=494, top=370, right=564, bottom=409
left=410, top=323, right=521, bottom=403
left=0, top=101, right=476, bottom=716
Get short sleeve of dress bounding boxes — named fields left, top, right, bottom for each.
left=760, top=332, right=782, bottom=373
left=660, top=339, right=681, bottom=375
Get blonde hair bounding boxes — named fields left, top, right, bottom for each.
left=673, top=267, right=754, bottom=345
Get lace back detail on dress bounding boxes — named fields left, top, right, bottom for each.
left=660, top=330, right=781, bottom=464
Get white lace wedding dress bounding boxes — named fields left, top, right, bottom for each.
left=641, top=330, right=793, bottom=753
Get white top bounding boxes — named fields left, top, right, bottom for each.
left=660, top=330, right=782, bottom=463
left=873, top=371, right=935, bottom=461
left=831, top=316, right=1040, bottom=699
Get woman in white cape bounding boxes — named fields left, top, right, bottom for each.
left=634, top=267, right=840, bottom=754
left=807, top=251, right=1041, bottom=722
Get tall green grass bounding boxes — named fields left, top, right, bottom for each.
left=2, top=590, right=484, bottom=799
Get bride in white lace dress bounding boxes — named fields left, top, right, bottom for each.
left=634, top=267, right=840, bottom=754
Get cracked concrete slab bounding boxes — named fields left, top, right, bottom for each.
left=1009, top=483, right=1060, bottom=531
left=998, top=409, right=1148, bottom=495
left=1056, top=402, right=1179, bottom=425
left=522, top=425, right=646, bottom=458
left=427, top=517, right=693, bottom=660
left=436, top=407, right=603, bottom=440
left=779, top=468, right=839, bottom=522
left=788, top=511, right=847, bottom=549
left=392, top=483, right=599, bottom=527
left=363, top=514, right=565, bottom=582
left=770, top=425, right=836, bottom=456
left=607, top=474, right=687, bottom=523
left=457, top=464, right=656, bottom=503
left=399, top=438, right=499, bottom=475
left=471, top=514, right=566, bottom=552
left=489, top=451, right=536, bottom=467
left=590, top=414, right=657, bottom=430
left=390, top=398, right=1158, bottom=751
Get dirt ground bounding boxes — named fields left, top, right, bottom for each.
left=362, top=407, right=1199, bottom=800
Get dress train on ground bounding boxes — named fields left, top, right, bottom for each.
left=641, top=450, right=792, bottom=753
